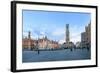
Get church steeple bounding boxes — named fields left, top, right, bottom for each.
left=28, top=31, right=31, bottom=39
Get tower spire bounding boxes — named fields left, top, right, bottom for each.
left=28, top=31, right=31, bottom=39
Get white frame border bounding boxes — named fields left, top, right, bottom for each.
left=16, top=3, right=96, bottom=70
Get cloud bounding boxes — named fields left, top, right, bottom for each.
left=52, top=28, right=65, bottom=36
left=33, top=30, right=47, bottom=39
left=34, top=30, right=41, bottom=35
left=70, top=36, right=81, bottom=44
left=23, top=32, right=28, bottom=38
left=70, top=31, right=81, bottom=44
left=59, top=38, right=65, bottom=44
left=40, top=31, right=45, bottom=35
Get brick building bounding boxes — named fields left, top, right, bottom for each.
left=22, top=32, right=59, bottom=50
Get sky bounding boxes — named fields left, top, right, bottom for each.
left=22, top=10, right=91, bottom=44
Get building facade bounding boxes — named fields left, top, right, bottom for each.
left=22, top=31, right=37, bottom=50
left=81, top=22, right=91, bottom=49
left=22, top=32, right=59, bottom=50
left=38, top=36, right=59, bottom=49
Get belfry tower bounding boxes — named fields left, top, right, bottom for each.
left=66, top=24, right=70, bottom=43
left=28, top=31, right=31, bottom=50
